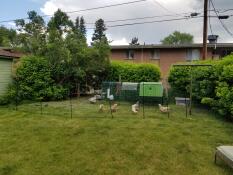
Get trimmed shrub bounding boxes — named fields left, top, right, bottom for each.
left=108, top=61, right=161, bottom=82
left=168, top=54, right=233, bottom=119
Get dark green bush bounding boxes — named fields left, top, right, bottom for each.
left=108, top=61, right=161, bottom=82
left=168, top=54, right=233, bottom=119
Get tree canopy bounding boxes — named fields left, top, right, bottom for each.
left=10, top=9, right=111, bottom=101
left=15, top=10, right=46, bottom=55
left=161, top=31, right=194, bottom=45
left=0, top=26, right=17, bottom=47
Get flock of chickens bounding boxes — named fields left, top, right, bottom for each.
left=98, top=102, right=170, bottom=114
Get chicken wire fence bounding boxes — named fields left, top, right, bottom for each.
left=1, top=81, right=170, bottom=118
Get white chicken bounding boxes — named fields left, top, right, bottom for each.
left=132, top=101, right=139, bottom=114
left=158, top=104, right=170, bottom=113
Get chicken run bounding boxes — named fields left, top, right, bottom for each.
left=89, top=82, right=171, bottom=118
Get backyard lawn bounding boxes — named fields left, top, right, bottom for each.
left=0, top=98, right=233, bottom=175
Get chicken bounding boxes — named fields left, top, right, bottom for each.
left=111, top=103, right=118, bottom=113
left=132, top=101, right=139, bottom=114
left=88, top=96, right=97, bottom=104
left=158, top=104, right=170, bottom=113
left=99, top=104, right=105, bottom=112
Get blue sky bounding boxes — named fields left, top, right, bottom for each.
left=0, top=0, right=46, bottom=24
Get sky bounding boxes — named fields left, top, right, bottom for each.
left=1, top=0, right=233, bottom=45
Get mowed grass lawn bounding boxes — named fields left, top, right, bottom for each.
left=0, top=98, right=233, bottom=175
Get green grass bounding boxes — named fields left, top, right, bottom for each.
left=0, top=98, right=233, bottom=175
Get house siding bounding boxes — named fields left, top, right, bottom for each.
left=0, top=57, right=13, bottom=95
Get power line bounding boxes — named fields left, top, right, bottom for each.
left=151, top=0, right=179, bottom=15
left=85, top=14, right=232, bottom=26
left=86, top=12, right=196, bottom=25
left=87, top=16, right=202, bottom=29
left=208, top=0, right=214, bottom=35
left=0, top=0, right=147, bottom=24
left=218, top=8, right=233, bottom=13
left=210, top=0, right=233, bottom=38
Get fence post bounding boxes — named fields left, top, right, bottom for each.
left=70, top=90, right=73, bottom=119
left=15, top=79, right=19, bottom=111
left=40, top=97, right=43, bottom=115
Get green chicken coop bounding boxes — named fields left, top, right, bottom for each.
left=139, top=82, right=163, bottom=97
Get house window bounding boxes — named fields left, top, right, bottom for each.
left=126, top=50, right=135, bottom=59
left=186, top=49, right=200, bottom=61
left=151, top=49, right=160, bottom=60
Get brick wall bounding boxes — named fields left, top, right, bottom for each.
left=111, top=48, right=213, bottom=78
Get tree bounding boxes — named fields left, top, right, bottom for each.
left=75, top=16, right=86, bottom=37
left=15, top=11, right=46, bottom=55
left=0, top=26, right=17, bottom=47
left=75, top=17, right=80, bottom=30
left=79, top=17, right=86, bottom=36
left=48, top=9, right=73, bottom=35
left=130, top=37, right=139, bottom=45
left=10, top=9, right=111, bottom=100
left=161, top=31, right=194, bottom=45
left=80, top=17, right=86, bottom=36
left=92, top=19, right=107, bottom=43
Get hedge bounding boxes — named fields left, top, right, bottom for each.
left=108, top=61, right=161, bottom=82
left=7, top=56, right=68, bottom=103
left=168, top=54, right=233, bottom=119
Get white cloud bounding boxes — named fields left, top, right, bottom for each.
left=7, top=22, right=16, bottom=27
left=40, top=0, right=233, bottom=44
left=40, top=0, right=59, bottom=16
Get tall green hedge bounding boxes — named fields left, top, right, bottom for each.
left=108, top=61, right=161, bottom=82
left=5, top=56, right=69, bottom=103
left=168, top=54, right=233, bottom=119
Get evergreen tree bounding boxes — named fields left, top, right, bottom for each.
left=75, top=16, right=86, bottom=36
left=80, top=17, right=86, bottom=36
left=75, top=17, right=80, bottom=30
left=92, top=19, right=107, bottom=42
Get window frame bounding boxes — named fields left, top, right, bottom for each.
left=150, top=49, right=160, bottom=60
left=186, top=49, right=200, bottom=61
left=126, top=50, right=135, bottom=60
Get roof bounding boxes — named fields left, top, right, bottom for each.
left=0, top=48, right=24, bottom=59
left=110, top=43, right=233, bottom=50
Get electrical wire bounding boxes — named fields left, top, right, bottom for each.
left=86, top=12, right=198, bottom=25
left=86, top=16, right=202, bottom=29
left=210, top=0, right=233, bottom=38
left=85, top=14, right=232, bottom=27
left=151, top=0, right=180, bottom=15
left=0, top=0, right=147, bottom=24
left=208, top=0, right=214, bottom=35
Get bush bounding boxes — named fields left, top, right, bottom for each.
left=108, top=61, right=161, bottom=82
left=12, top=56, right=68, bottom=102
left=168, top=54, right=233, bottom=119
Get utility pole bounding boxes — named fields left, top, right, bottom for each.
left=202, top=0, right=208, bottom=60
